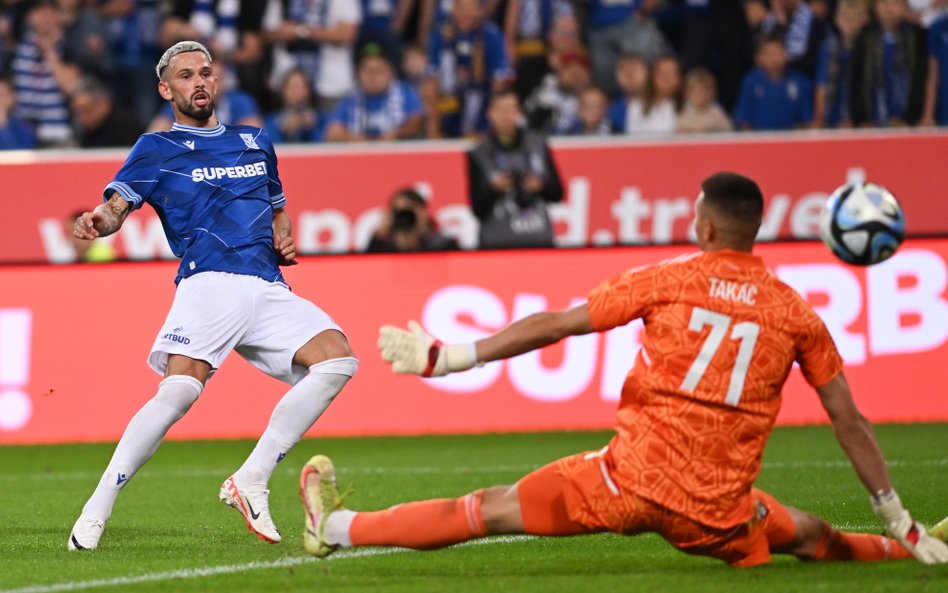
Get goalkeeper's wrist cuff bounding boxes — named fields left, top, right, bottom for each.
left=444, top=343, right=478, bottom=373
left=871, top=488, right=905, bottom=524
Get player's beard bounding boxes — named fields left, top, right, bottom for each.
left=175, top=92, right=215, bottom=123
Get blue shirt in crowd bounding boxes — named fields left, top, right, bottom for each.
left=360, top=0, right=398, bottom=33
left=428, top=21, right=511, bottom=136
left=929, top=14, right=948, bottom=125
left=0, top=117, right=36, bottom=150
left=583, top=0, right=640, bottom=29
left=733, top=67, right=813, bottom=130
left=815, top=35, right=852, bottom=127
left=327, top=81, right=422, bottom=137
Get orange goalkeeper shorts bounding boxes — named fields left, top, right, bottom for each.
left=517, top=448, right=793, bottom=567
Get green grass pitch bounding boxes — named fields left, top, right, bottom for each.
left=2, top=425, right=946, bottom=593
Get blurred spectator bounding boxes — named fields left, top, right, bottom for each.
left=813, top=0, right=869, bottom=128
left=546, top=12, right=584, bottom=70
left=560, top=85, right=613, bottom=135
left=325, top=43, right=424, bottom=141
left=524, top=52, right=592, bottom=134
left=733, top=31, right=813, bottom=130
left=12, top=1, right=79, bottom=147
left=467, top=89, right=563, bottom=249
left=418, top=0, right=451, bottom=49
left=70, top=75, right=143, bottom=147
left=0, top=77, right=35, bottom=150
left=365, top=187, right=459, bottom=252
left=162, top=0, right=268, bottom=103
left=265, top=0, right=361, bottom=112
left=504, top=0, right=575, bottom=101
left=147, top=61, right=264, bottom=131
left=925, top=9, right=948, bottom=125
left=676, top=0, right=751, bottom=112
left=607, top=52, right=649, bottom=132
left=745, top=0, right=828, bottom=80
left=402, top=43, right=428, bottom=92
left=809, top=0, right=832, bottom=20
left=849, top=0, right=928, bottom=127
left=95, top=0, right=163, bottom=127
left=264, top=68, right=322, bottom=142
left=629, top=54, right=683, bottom=134
left=584, top=0, right=670, bottom=95
left=68, top=210, right=117, bottom=262
left=424, top=0, right=513, bottom=138
left=418, top=0, right=506, bottom=49
left=57, top=0, right=114, bottom=81
left=356, top=0, right=412, bottom=67
left=676, top=67, right=733, bottom=133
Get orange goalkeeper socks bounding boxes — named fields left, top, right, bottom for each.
left=812, top=525, right=912, bottom=561
left=349, top=490, right=488, bottom=549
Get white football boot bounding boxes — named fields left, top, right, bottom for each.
left=67, top=516, right=105, bottom=550
left=219, top=475, right=282, bottom=543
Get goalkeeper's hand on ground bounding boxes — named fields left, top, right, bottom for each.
left=872, top=490, right=948, bottom=563
left=378, top=321, right=478, bottom=377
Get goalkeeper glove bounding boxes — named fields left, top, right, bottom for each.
left=872, top=489, right=948, bottom=564
left=378, top=321, right=478, bottom=377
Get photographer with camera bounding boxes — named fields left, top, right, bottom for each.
left=365, top=187, right=460, bottom=253
left=468, top=88, right=564, bottom=249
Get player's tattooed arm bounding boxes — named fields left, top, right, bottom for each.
left=273, top=207, right=298, bottom=266
left=73, top=192, right=131, bottom=239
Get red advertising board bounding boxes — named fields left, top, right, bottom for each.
left=1, top=240, right=946, bottom=444
left=2, top=130, right=947, bottom=264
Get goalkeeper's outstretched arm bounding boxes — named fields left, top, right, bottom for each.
left=818, top=372, right=948, bottom=564
left=474, top=305, right=595, bottom=363
left=377, top=305, right=595, bottom=378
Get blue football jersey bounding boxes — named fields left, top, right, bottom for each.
left=105, top=122, right=287, bottom=284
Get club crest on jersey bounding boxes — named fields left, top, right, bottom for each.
left=240, top=133, right=259, bottom=150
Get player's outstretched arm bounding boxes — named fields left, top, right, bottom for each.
left=272, top=207, right=298, bottom=266
left=817, top=373, right=948, bottom=563
left=378, top=305, right=595, bottom=377
left=73, top=192, right=130, bottom=239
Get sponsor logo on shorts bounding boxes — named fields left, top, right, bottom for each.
left=191, top=162, right=267, bottom=182
left=161, top=332, right=191, bottom=345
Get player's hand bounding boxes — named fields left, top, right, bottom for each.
left=274, top=235, right=298, bottom=266
left=378, top=321, right=476, bottom=377
left=73, top=211, right=100, bottom=240
left=872, top=490, right=948, bottom=563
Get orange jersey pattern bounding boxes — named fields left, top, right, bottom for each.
left=587, top=250, right=842, bottom=529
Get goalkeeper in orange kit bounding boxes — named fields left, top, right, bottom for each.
left=299, top=171, right=948, bottom=566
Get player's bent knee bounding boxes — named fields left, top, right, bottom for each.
left=295, top=329, right=355, bottom=366
left=480, top=485, right=525, bottom=534
left=154, top=375, right=204, bottom=416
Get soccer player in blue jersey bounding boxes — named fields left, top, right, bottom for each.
left=66, top=41, right=359, bottom=551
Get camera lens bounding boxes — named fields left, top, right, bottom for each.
left=392, top=208, right=417, bottom=231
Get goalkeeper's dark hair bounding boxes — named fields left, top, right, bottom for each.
left=700, top=172, right=764, bottom=238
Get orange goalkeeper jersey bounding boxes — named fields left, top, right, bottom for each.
left=587, top=249, right=843, bottom=529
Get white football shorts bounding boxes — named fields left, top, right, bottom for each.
left=148, top=271, right=343, bottom=384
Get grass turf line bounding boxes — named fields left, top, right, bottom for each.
left=1, top=425, right=946, bottom=592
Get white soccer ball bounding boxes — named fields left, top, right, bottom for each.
left=819, top=181, right=905, bottom=266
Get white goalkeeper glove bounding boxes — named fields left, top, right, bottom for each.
left=872, top=490, right=948, bottom=564
left=378, top=321, right=478, bottom=377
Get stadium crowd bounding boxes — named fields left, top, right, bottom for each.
left=0, top=0, right=946, bottom=150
